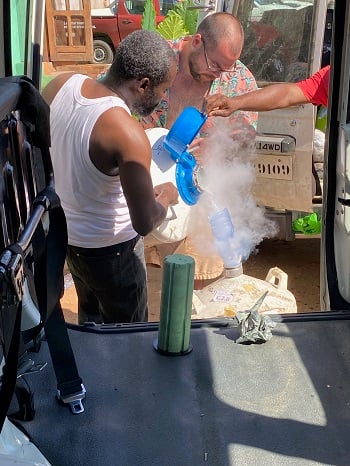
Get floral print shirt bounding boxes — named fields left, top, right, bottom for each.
left=140, top=37, right=258, bottom=133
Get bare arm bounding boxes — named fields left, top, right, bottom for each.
left=90, top=108, right=178, bottom=237
left=204, top=83, right=309, bottom=117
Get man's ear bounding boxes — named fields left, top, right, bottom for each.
left=192, top=33, right=202, bottom=48
left=138, top=77, right=151, bottom=94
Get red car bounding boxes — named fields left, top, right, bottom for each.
left=91, top=0, right=175, bottom=63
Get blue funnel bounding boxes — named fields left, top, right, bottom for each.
left=164, top=107, right=207, bottom=206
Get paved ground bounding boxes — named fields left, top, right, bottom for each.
left=61, top=235, right=321, bottom=324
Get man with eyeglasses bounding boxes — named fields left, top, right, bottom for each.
left=141, top=12, right=257, bottom=130
left=141, top=12, right=259, bottom=289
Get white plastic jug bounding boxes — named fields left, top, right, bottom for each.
left=146, top=127, right=191, bottom=243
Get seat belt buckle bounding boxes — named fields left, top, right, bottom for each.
left=57, top=383, right=86, bottom=414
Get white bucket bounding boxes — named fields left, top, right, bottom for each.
left=192, top=266, right=297, bottom=318
left=146, top=127, right=191, bottom=243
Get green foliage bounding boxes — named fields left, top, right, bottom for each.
left=173, top=0, right=198, bottom=35
left=40, top=73, right=55, bottom=92
left=184, top=8, right=199, bottom=35
left=156, top=10, right=190, bottom=39
left=141, top=0, right=157, bottom=31
left=142, top=0, right=198, bottom=40
left=292, top=213, right=322, bottom=235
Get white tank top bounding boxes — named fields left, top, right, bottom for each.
left=50, top=74, right=137, bottom=248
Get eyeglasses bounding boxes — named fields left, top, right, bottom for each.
left=202, top=38, right=237, bottom=73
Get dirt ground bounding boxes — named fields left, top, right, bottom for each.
left=61, top=234, right=321, bottom=324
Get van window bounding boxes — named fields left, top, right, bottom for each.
left=125, top=0, right=148, bottom=15
left=237, top=0, right=315, bottom=83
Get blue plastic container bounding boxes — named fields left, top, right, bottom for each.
left=165, top=107, right=208, bottom=159
left=164, top=107, right=207, bottom=206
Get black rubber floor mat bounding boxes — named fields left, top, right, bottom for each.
left=18, top=319, right=350, bottom=465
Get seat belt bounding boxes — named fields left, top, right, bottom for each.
left=32, top=187, right=86, bottom=414
left=0, top=190, right=86, bottom=430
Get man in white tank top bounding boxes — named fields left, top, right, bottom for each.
left=42, top=30, right=178, bottom=324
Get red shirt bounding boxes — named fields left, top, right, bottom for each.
left=296, top=65, right=330, bottom=107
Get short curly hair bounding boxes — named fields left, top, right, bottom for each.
left=109, top=30, right=176, bottom=87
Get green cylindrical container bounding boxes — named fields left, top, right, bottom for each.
left=154, top=254, right=195, bottom=356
